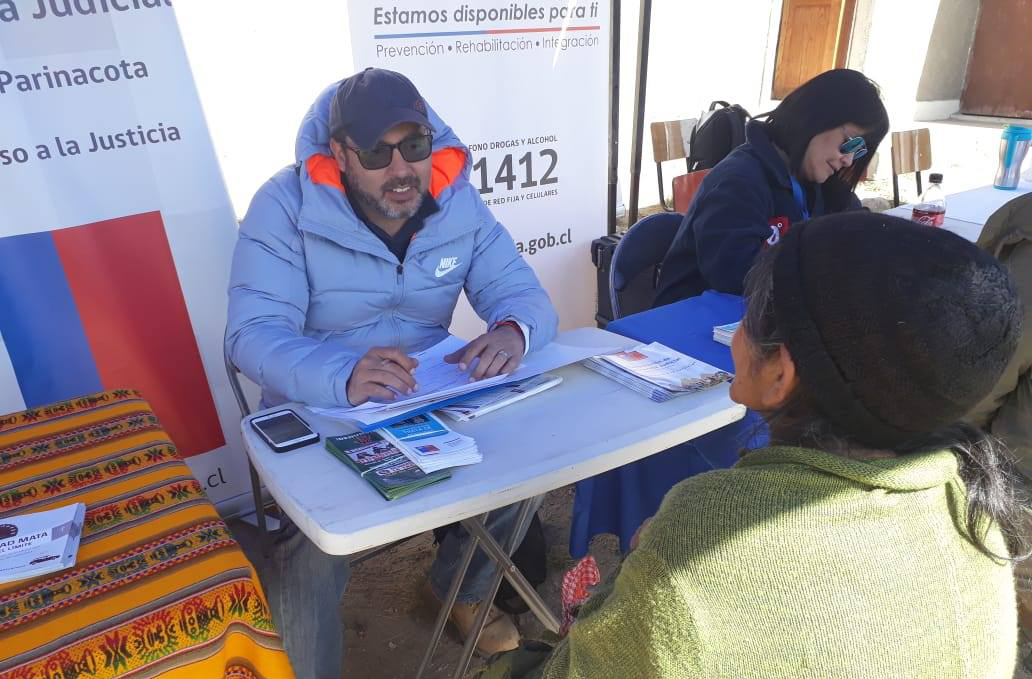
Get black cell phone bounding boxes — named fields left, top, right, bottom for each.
left=250, top=409, right=320, bottom=453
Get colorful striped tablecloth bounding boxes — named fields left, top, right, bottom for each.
left=0, top=389, right=295, bottom=679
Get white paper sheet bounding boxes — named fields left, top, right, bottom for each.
left=309, top=329, right=627, bottom=424
left=334, top=336, right=513, bottom=416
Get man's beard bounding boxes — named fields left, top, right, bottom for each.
left=347, top=172, right=425, bottom=220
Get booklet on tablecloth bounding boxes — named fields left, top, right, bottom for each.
left=712, top=321, right=739, bottom=346
left=0, top=503, right=86, bottom=585
left=582, top=341, right=732, bottom=403
left=325, top=431, right=451, bottom=501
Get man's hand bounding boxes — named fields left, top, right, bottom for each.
left=346, top=347, right=419, bottom=406
left=444, top=325, right=525, bottom=381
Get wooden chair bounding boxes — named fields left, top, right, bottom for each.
left=672, top=169, right=710, bottom=213
left=650, top=118, right=697, bottom=211
left=891, top=129, right=932, bottom=206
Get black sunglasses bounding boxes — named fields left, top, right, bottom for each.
left=342, top=133, right=433, bottom=170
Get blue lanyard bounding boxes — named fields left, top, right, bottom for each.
left=790, top=176, right=810, bottom=221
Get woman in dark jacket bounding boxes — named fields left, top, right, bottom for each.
left=654, top=68, right=889, bottom=306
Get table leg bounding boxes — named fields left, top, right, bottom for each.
left=463, top=513, right=562, bottom=632
left=416, top=496, right=560, bottom=679
left=246, top=460, right=270, bottom=557
left=451, top=497, right=559, bottom=679
left=414, top=513, right=486, bottom=679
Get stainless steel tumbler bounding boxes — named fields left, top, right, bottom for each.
left=995, top=125, right=1031, bottom=190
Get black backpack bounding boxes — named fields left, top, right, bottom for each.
left=688, top=101, right=751, bottom=172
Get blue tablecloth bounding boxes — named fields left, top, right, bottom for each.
left=570, top=291, right=767, bottom=557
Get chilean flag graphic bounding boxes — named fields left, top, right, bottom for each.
left=0, top=211, right=225, bottom=458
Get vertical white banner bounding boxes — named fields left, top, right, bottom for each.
left=0, top=2, right=252, bottom=513
left=347, top=1, right=610, bottom=333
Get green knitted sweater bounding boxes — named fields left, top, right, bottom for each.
left=480, top=446, right=1017, bottom=679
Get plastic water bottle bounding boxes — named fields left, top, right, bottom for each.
left=912, top=173, right=946, bottom=227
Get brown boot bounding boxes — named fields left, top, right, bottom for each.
left=449, top=599, right=520, bottom=655
left=425, top=582, right=519, bottom=655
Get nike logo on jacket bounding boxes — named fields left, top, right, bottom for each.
left=435, top=256, right=460, bottom=278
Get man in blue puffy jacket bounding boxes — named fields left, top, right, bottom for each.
left=227, top=68, right=558, bottom=678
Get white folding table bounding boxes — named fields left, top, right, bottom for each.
left=884, top=181, right=1032, bottom=242
left=240, top=326, right=745, bottom=678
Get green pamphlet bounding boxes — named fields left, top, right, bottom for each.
left=325, top=431, right=451, bottom=500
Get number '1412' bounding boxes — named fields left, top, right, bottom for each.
left=472, top=149, right=558, bottom=195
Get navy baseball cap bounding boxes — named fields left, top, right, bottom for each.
left=329, top=68, right=435, bottom=150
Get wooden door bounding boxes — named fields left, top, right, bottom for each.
left=960, top=0, right=1032, bottom=118
left=772, top=0, right=857, bottom=99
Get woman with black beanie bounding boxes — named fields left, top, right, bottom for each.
left=482, top=212, right=1026, bottom=679
left=654, top=68, right=889, bottom=307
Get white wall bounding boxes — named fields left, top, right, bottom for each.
left=617, top=0, right=779, bottom=211
left=859, top=0, right=948, bottom=128
left=172, top=2, right=355, bottom=215
left=845, top=0, right=1005, bottom=192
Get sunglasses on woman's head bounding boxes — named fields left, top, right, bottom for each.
left=839, top=135, right=867, bottom=161
left=342, top=133, right=434, bottom=170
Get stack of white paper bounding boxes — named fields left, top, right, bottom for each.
left=379, top=413, right=481, bottom=474
left=310, top=336, right=514, bottom=426
left=582, top=342, right=732, bottom=402
left=712, top=321, right=739, bottom=346
left=309, top=331, right=624, bottom=427
left=0, top=503, right=86, bottom=585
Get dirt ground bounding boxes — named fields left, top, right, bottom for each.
left=335, top=486, right=621, bottom=679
